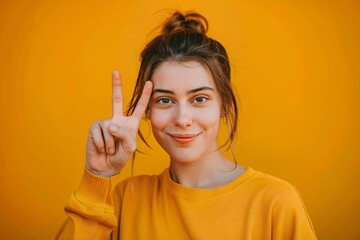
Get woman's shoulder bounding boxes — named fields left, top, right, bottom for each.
left=250, top=170, right=296, bottom=191
left=114, top=169, right=168, bottom=195
left=244, top=168, right=306, bottom=208
left=248, top=168, right=297, bottom=189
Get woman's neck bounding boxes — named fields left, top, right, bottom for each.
left=169, top=151, right=245, bottom=189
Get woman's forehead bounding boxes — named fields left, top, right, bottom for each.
left=151, top=61, right=215, bottom=89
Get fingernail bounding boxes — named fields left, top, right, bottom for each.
left=112, top=71, right=119, bottom=78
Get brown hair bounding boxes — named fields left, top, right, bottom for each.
left=126, top=11, right=238, bottom=149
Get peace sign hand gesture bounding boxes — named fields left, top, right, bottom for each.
left=86, top=71, right=153, bottom=177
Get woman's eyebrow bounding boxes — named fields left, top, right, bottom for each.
left=152, top=89, right=174, bottom=94
left=187, top=86, right=214, bottom=94
left=152, top=86, right=214, bottom=95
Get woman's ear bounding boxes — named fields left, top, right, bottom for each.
left=146, top=108, right=150, bottom=119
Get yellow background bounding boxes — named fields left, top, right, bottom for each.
left=0, top=0, right=359, bottom=239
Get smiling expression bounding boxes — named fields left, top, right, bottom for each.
left=148, top=61, right=222, bottom=164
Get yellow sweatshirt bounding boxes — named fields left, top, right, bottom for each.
left=55, top=167, right=317, bottom=239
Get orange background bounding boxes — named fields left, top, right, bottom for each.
left=0, top=0, right=359, bottom=239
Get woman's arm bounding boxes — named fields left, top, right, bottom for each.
left=54, top=71, right=153, bottom=239
left=54, top=169, right=120, bottom=240
left=271, top=183, right=317, bottom=240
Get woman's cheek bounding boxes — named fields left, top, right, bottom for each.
left=150, top=109, right=172, bottom=128
left=196, top=107, right=221, bottom=125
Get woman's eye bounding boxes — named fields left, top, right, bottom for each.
left=193, top=96, right=208, bottom=103
left=157, top=98, right=173, bottom=104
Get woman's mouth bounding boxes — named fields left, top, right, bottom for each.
left=167, top=132, right=202, bottom=144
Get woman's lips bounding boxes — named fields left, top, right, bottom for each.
left=167, top=133, right=202, bottom=144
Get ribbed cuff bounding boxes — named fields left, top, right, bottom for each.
left=75, top=167, right=121, bottom=208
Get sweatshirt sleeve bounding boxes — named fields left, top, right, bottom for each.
left=271, top=183, right=317, bottom=240
left=54, top=167, right=121, bottom=240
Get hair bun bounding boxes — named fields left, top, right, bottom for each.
left=162, top=11, right=208, bottom=35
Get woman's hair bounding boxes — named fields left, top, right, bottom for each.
left=126, top=11, right=238, bottom=149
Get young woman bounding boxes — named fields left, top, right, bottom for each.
left=55, top=11, right=317, bottom=239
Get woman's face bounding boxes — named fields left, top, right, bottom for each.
left=149, top=61, right=222, bottom=164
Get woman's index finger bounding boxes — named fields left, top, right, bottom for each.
left=112, top=70, right=124, bottom=117
left=132, top=81, right=153, bottom=120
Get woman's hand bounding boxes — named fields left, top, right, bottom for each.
left=86, top=70, right=153, bottom=177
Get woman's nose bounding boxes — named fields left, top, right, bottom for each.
left=174, top=104, right=192, bottom=128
